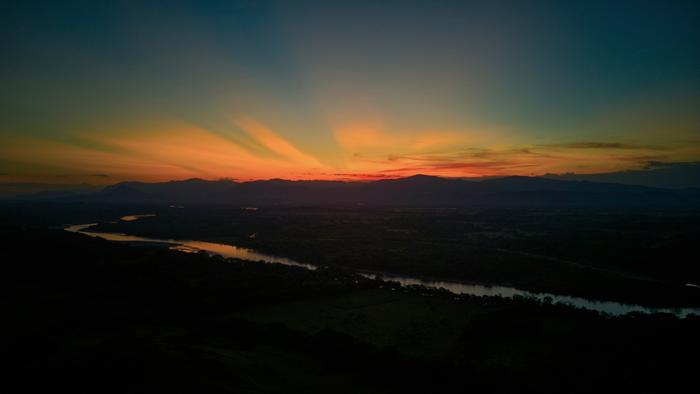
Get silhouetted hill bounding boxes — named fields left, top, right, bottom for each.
left=543, top=162, right=700, bottom=189
left=0, top=182, right=100, bottom=199
left=66, top=175, right=700, bottom=207
left=96, top=179, right=238, bottom=203
left=479, top=176, right=658, bottom=193
left=94, top=184, right=157, bottom=203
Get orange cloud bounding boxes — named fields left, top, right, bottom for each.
left=333, top=121, right=467, bottom=154
left=1, top=121, right=336, bottom=183
left=3, top=115, right=699, bottom=183
left=233, top=117, right=324, bottom=167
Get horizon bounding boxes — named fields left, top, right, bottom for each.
left=3, top=162, right=699, bottom=189
left=0, top=173, right=572, bottom=186
left=2, top=1, right=699, bottom=184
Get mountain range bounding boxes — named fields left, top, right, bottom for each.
left=6, top=174, right=697, bottom=208
left=542, top=162, right=700, bottom=189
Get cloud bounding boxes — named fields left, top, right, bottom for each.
left=343, top=139, right=695, bottom=178
left=537, top=142, right=665, bottom=150
left=642, top=160, right=700, bottom=169
left=331, top=173, right=396, bottom=179
left=234, top=117, right=324, bottom=167
left=333, top=121, right=467, bottom=153
left=378, top=161, right=536, bottom=174
left=362, top=147, right=548, bottom=177
left=609, top=154, right=670, bottom=164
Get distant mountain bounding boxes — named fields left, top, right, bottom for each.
left=95, top=179, right=238, bottom=203
left=55, top=175, right=700, bottom=208
left=0, top=182, right=101, bottom=199
left=543, top=162, right=700, bottom=189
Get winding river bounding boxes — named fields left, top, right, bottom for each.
left=65, top=214, right=700, bottom=318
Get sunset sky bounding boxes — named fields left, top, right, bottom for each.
left=2, top=0, right=699, bottom=183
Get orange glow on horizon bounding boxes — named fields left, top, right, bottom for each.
left=1, top=115, right=698, bottom=184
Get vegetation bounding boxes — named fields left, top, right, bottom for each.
left=78, top=204, right=700, bottom=306
left=3, top=221, right=700, bottom=393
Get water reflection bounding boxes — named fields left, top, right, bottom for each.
left=65, top=220, right=699, bottom=318
left=65, top=223, right=315, bottom=270
left=360, top=273, right=700, bottom=318
left=169, top=241, right=316, bottom=270
left=120, top=214, right=156, bottom=222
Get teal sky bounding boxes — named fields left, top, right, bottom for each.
left=1, top=0, right=699, bottom=182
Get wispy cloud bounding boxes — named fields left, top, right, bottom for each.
left=331, top=173, right=396, bottom=179
left=235, top=117, right=324, bottom=167
left=642, top=160, right=700, bottom=169
left=340, top=140, right=693, bottom=178
left=537, top=142, right=666, bottom=150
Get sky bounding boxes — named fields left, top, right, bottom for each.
left=1, top=0, right=699, bottom=183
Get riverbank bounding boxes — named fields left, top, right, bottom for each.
left=80, top=205, right=700, bottom=309
left=67, top=218, right=700, bottom=317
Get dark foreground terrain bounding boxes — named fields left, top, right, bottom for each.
left=3, top=210, right=700, bottom=393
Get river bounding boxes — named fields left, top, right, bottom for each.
left=65, top=214, right=700, bottom=318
